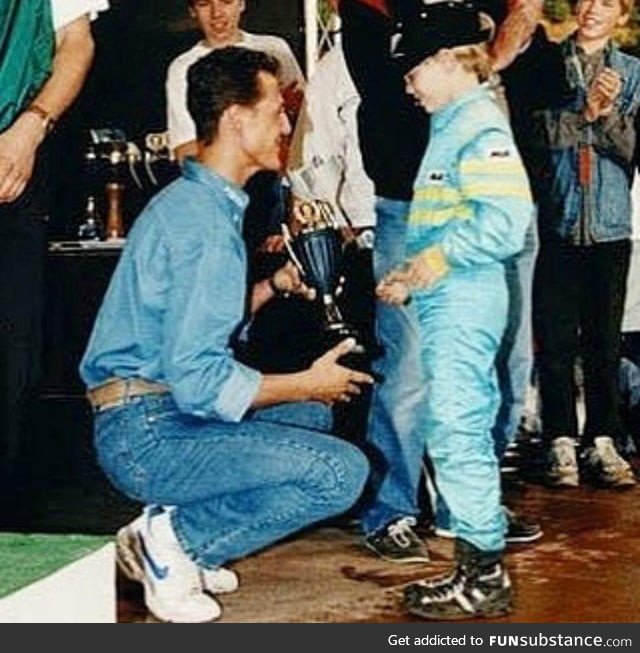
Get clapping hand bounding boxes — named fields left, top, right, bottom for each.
left=585, top=68, right=622, bottom=122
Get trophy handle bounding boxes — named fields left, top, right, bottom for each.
left=281, top=223, right=305, bottom=275
left=317, top=200, right=340, bottom=229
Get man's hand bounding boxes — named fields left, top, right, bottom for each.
left=305, top=338, right=374, bottom=404
left=0, top=113, right=44, bottom=203
left=0, top=14, right=95, bottom=203
left=584, top=68, right=622, bottom=122
left=257, top=234, right=286, bottom=253
left=491, top=0, right=544, bottom=72
left=271, top=260, right=316, bottom=300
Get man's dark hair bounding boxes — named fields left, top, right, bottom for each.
left=187, top=47, right=280, bottom=145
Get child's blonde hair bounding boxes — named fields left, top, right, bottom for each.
left=451, top=43, right=492, bottom=83
left=619, top=0, right=634, bottom=17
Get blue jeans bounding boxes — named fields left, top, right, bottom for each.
left=492, top=224, right=538, bottom=459
left=416, top=266, right=508, bottom=552
left=360, top=198, right=426, bottom=535
left=93, top=394, right=369, bottom=569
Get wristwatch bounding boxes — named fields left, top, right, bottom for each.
left=25, top=104, right=56, bottom=135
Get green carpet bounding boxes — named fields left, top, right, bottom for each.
left=0, top=533, right=112, bottom=599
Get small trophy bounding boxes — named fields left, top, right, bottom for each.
left=282, top=199, right=366, bottom=356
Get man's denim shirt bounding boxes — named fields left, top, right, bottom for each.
left=533, top=38, right=640, bottom=243
left=80, top=159, right=262, bottom=422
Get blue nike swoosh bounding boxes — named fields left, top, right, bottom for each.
left=137, top=532, right=169, bottom=580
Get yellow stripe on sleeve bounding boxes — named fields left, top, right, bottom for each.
left=459, top=159, right=526, bottom=176
left=409, top=205, right=473, bottom=225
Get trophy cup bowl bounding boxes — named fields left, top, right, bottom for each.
left=282, top=200, right=366, bottom=356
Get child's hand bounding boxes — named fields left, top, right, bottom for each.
left=399, top=253, right=442, bottom=290
left=377, top=251, right=445, bottom=304
left=585, top=68, right=622, bottom=122
left=376, top=278, right=411, bottom=305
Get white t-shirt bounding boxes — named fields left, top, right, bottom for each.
left=51, top=0, right=109, bottom=30
left=166, top=31, right=304, bottom=150
left=288, top=45, right=375, bottom=229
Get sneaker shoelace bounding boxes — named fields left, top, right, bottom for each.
left=414, top=569, right=458, bottom=590
left=387, top=517, right=418, bottom=548
left=417, top=570, right=467, bottom=603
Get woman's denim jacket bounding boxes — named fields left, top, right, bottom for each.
left=532, top=37, right=640, bottom=243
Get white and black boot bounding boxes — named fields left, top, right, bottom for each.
left=404, top=539, right=513, bottom=620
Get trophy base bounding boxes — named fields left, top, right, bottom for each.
left=321, top=322, right=382, bottom=379
left=325, top=323, right=366, bottom=355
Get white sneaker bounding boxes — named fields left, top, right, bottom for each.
left=118, top=508, right=222, bottom=623
left=548, top=436, right=579, bottom=487
left=585, top=436, right=637, bottom=488
left=433, top=526, right=455, bottom=540
left=117, top=511, right=239, bottom=595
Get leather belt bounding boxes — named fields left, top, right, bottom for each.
left=86, top=378, right=170, bottom=411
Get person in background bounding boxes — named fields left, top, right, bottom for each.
left=166, top=0, right=305, bottom=337
left=286, top=35, right=379, bottom=443
left=534, top=0, right=639, bottom=489
left=80, top=48, right=373, bottom=623
left=166, top=0, right=304, bottom=161
left=618, top=172, right=640, bottom=451
left=288, top=40, right=376, bottom=235
left=0, top=0, right=109, bottom=529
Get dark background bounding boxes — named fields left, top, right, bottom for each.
left=50, top=0, right=304, bottom=237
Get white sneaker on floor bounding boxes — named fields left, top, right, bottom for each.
left=584, top=436, right=637, bottom=488
left=117, top=511, right=239, bottom=594
left=117, top=508, right=222, bottom=623
left=548, top=436, right=579, bottom=487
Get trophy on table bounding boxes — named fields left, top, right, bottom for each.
left=281, top=198, right=368, bottom=360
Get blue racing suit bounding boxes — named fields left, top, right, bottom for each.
left=406, top=85, right=534, bottom=552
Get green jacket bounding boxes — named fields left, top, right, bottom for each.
left=0, top=0, right=55, bottom=132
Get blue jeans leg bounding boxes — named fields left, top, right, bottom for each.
left=360, top=198, right=426, bottom=535
left=492, top=224, right=538, bottom=460
left=94, top=395, right=369, bottom=569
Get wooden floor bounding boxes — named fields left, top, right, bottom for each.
left=117, top=478, right=640, bottom=623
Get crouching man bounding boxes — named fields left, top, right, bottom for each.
left=80, top=48, right=372, bottom=623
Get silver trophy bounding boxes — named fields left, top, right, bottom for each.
left=282, top=199, right=366, bottom=355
